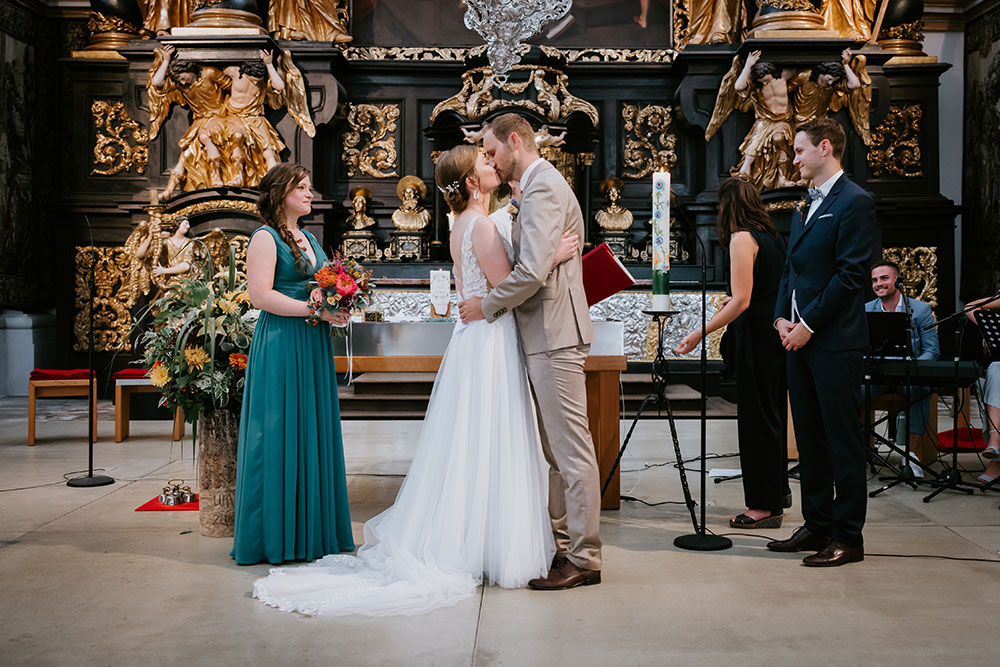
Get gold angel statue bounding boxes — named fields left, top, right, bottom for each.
left=148, top=45, right=315, bottom=199
left=151, top=216, right=195, bottom=297
left=391, top=176, right=431, bottom=232
left=706, top=51, right=800, bottom=189
left=791, top=50, right=872, bottom=146
left=268, top=0, right=353, bottom=43
left=118, top=217, right=162, bottom=308
left=706, top=50, right=873, bottom=189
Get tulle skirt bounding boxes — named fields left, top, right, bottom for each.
left=252, top=314, right=555, bottom=616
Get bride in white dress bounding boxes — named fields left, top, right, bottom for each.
left=251, top=145, right=578, bottom=617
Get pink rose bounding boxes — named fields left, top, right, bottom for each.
left=310, top=288, right=323, bottom=303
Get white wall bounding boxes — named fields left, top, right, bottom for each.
left=923, top=31, right=965, bottom=306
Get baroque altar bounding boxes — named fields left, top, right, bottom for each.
left=17, top=0, right=954, bottom=380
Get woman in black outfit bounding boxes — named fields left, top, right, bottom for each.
left=675, top=176, right=788, bottom=528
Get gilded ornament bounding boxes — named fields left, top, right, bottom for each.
left=881, top=20, right=925, bottom=43
left=430, top=65, right=597, bottom=126
left=867, top=104, right=924, bottom=179
left=342, top=103, right=400, bottom=178
left=90, top=100, right=149, bottom=176
left=87, top=12, right=139, bottom=35
left=764, top=200, right=797, bottom=211
left=163, top=199, right=260, bottom=222
left=346, top=46, right=471, bottom=62
left=883, top=247, right=938, bottom=309
left=558, top=48, right=676, bottom=64
left=760, top=0, right=820, bottom=12
left=621, top=104, right=678, bottom=179
left=74, top=246, right=133, bottom=352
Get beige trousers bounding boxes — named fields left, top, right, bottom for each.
left=524, top=344, right=602, bottom=570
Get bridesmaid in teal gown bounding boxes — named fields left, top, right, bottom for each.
left=232, top=163, right=355, bottom=565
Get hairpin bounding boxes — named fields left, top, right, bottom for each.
left=437, top=180, right=460, bottom=195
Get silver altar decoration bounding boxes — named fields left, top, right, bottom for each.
left=463, top=0, right=573, bottom=83
left=361, top=288, right=725, bottom=361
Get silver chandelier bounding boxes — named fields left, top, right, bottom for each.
left=463, top=0, right=573, bottom=84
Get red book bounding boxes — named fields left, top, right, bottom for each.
left=582, top=242, right=636, bottom=306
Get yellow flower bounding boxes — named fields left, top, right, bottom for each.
left=184, top=345, right=211, bottom=370
left=225, top=290, right=250, bottom=304
left=217, top=299, right=239, bottom=315
left=149, top=363, right=170, bottom=388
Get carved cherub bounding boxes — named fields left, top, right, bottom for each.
left=392, top=176, right=431, bottom=232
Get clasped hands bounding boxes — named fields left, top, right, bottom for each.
left=775, top=318, right=812, bottom=351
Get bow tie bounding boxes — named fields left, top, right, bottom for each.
left=807, top=187, right=824, bottom=203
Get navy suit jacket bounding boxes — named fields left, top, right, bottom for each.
left=865, top=297, right=940, bottom=361
left=774, top=174, right=878, bottom=351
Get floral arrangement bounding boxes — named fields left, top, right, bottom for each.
left=794, top=197, right=810, bottom=215
left=140, top=249, right=255, bottom=421
left=306, top=254, right=375, bottom=335
left=507, top=197, right=519, bottom=219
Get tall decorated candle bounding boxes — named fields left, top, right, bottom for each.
left=651, top=169, right=670, bottom=311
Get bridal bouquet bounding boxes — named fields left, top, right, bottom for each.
left=306, top=254, right=375, bottom=335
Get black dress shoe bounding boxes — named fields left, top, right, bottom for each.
left=801, top=540, right=864, bottom=567
left=766, top=525, right=832, bottom=553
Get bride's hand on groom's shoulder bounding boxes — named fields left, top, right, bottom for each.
left=458, top=296, right=484, bottom=323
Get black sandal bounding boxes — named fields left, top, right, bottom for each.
left=729, top=512, right=783, bottom=529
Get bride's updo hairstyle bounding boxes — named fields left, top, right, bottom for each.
left=435, top=144, right=478, bottom=214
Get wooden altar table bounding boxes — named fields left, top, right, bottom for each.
left=335, top=355, right=628, bottom=510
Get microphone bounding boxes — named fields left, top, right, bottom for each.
left=894, top=275, right=905, bottom=288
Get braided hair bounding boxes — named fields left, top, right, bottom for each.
left=256, top=163, right=311, bottom=273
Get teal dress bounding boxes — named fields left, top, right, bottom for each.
left=231, top=226, right=355, bottom=565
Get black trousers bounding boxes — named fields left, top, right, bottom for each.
left=734, top=323, right=788, bottom=513
left=787, top=344, right=867, bottom=546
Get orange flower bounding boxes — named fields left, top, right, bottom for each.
left=229, top=353, right=248, bottom=371
left=314, top=265, right=339, bottom=289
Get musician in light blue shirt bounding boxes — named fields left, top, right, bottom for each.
left=865, top=261, right=940, bottom=476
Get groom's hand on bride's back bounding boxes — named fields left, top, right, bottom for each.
left=458, top=296, right=485, bottom=323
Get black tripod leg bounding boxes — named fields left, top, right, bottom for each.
left=601, top=393, right=657, bottom=498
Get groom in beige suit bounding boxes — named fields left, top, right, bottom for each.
left=458, top=113, right=601, bottom=589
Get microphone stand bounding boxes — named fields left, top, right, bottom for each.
left=674, top=230, right=731, bottom=551
left=67, top=216, right=114, bottom=488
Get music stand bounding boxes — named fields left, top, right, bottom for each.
left=865, top=312, right=931, bottom=495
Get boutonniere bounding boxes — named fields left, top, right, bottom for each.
left=508, top=198, right=519, bottom=219
left=794, top=197, right=810, bottom=215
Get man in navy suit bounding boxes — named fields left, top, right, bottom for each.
left=767, top=118, right=878, bottom=566
left=865, top=260, right=940, bottom=478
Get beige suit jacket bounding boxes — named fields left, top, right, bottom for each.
left=482, top=161, right=595, bottom=355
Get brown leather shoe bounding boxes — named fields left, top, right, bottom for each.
left=766, top=525, right=832, bottom=553
left=551, top=554, right=568, bottom=570
left=801, top=541, right=864, bottom=567
left=529, top=560, right=601, bottom=590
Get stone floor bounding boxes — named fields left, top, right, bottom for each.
left=2, top=396, right=1000, bottom=667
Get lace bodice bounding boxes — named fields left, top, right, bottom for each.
left=458, top=215, right=514, bottom=300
